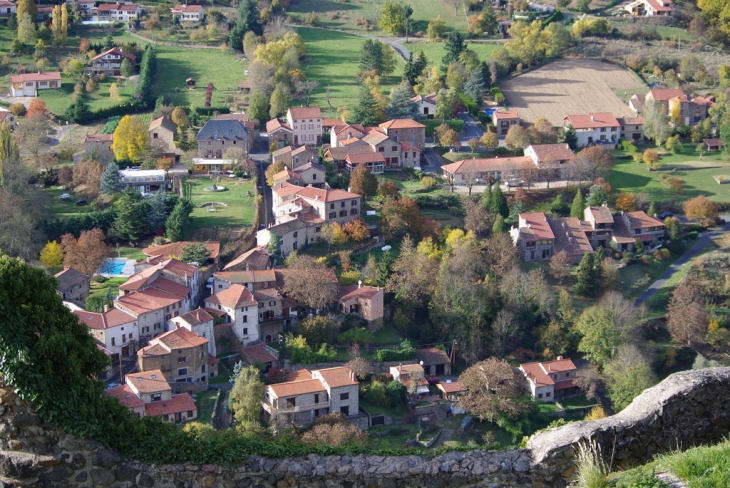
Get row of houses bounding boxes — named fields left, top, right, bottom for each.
left=510, top=206, right=665, bottom=263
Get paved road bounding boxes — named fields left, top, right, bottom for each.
left=249, top=134, right=273, bottom=227
left=457, top=113, right=484, bottom=143
left=634, top=219, right=730, bottom=306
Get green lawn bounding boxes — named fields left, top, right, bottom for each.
left=607, top=148, right=730, bottom=204
left=187, top=177, right=256, bottom=228
left=618, top=258, right=675, bottom=299
left=43, top=187, right=97, bottom=218
left=210, top=361, right=232, bottom=384
left=560, top=395, right=598, bottom=409
left=366, top=423, right=419, bottom=449
left=371, top=322, right=403, bottom=345
left=193, top=389, right=219, bottom=425
left=39, top=78, right=135, bottom=116
left=407, top=40, right=502, bottom=67
left=89, top=277, right=127, bottom=299
left=296, top=27, right=402, bottom=117
left=289, top=0, right=472, bottom=36
left=359, top=398, right=408, bottom=418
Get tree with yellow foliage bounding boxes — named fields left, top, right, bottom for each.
left=40, top=241, right=64, bottom=267
left=615, top=192, right=637, bottom=212
left=670, top=98, right=682, bottom=125
left=111, top=115, right=149, bottom=163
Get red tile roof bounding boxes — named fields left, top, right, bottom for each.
left=74, top=308, right=136, bottom=330
left=704, top=138, right=724, bottom=147
left=242, top=343, right=278, bottom=364
left=291, top=186, right=361, bottom=203
left=345, top=152, right=386, bottom=164
left=493, top=110, right=519, bottom=120
left=269, top=379, right=326, bottom=398
left=441, top=156, right=534, bottom=175
left=142, top=327, right=208, bottom=354
left=205, top=284, right=257, bottom=309
left=144, top=393, right=197, bottom=417
left=105, top=384, right=144, bottom=409
left=126, top=370, right=171, bottom=394
left=529, top=144, right=574, bottom=163
left=437, top=381, right=466, bottom=394
left=266, top=118, right=291, bottom=133
left=223, top=246, right=271, bottom=271
left=400, top=141, right=422, bottom=152
left=644, top=0, right=674, bottom=12
left=335, top=285, right=381, bottom=301
left=379, top=119, right=426, bottom=130
left=288, top=106, right=322, bottom=119
left=213, top=269, right=277, bottom=284
left=11, top=71, right=61, bottom=83
left=648, top=89, right=684, bottom=102
left=314, top=367, right=358, bottom=388
left=625, top=210, right=665, bottom=230
left=564, top=112, right=620, bottom=129
left=284, top=369, right=312, bottom=382
left=322, top=118, right=342, bottom=128
left=548, top=217, right=594, bottom=257
left=518, top=212, right=555, bottom=240
left=85, top=133, right=114, bottom=143
left=586, top=206, right=614, bottom=225
left=142, top=241, right=220, bottom=260
left=91, top=47, right=136, bottom=63
left=149, top=116, right=177, bottom=132
left=172, top=4, right=204, bottom=12
left=520, top=358, right=577, bottom=388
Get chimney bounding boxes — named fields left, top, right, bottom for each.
left=590, top=116, right=595, bottom=122
left=557, top=356, right=564, bottom=360
left=146, top=256, right=150, bottom=264
left=358, top=280, right=362, bottom=289
left=103, top=304, right=110, bottom=312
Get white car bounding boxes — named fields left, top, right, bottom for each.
left=59, top=193, right=70, bottom=200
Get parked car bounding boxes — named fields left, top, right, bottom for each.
left=59, top=193, right=70, bottom=200
left=658, top=212, right=674, bottom=219
left=75, top=199, right=88, bottom=206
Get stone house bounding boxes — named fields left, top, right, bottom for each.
left=612, top=210, right=666, bottom=252
left=107, top=370, right=197, bottom=423
left=378, top=119, right=427, bottom=150
left=563, top=113, right=620, bottom=148
left=520, top=357, right=579, bottom=402
left=509, top=212, right=556, bottom=262
left=547, top=217, right=594, bottom=264
left=524, top=144, right=574, bottom=179
left=630, top=89, right=714, bottom=125
left=617, top=116, right=644, bottom=143
left=256, top=217, right=320, bottom=255
left=171, top=4, right=205, bottom=25
left=583, top=205, right=615, bottom=249
left=262, top=367, right=360, bottom=427
left=222, top=246, right=271, bottom=272
left=149, top=117, right=177, bottom=156
left=0, top=110, right=16, bottom=130
left=85, top=47, right=136, bottom=77
left=137, top=327, right=212, bottom=394
left=272, top=145, right=319, bottom=170
left=83, top=133, right=114, bottom=162
left=54, top=267, right=90, bottom=306
left=211, top=269, right=278, bottom=293
left=493, top=110, right=520, bottom=136
left=335, top=284, right=384, bottom=330
left=204, top=284, right=259, bottom=346
left=286, top=106, right=322, bottom=146
left=196, top=119, right=252, bottom=160
left=329, top=124, right=367, bottom=148
left=74, top=307, right=138, bottom=361
left=416, top=348, right=452, bottom=377
left=10, top=71, right=61, bottom=97
left=241, top=343, right=280, bottom=370
left=168, top=308, right=216, bottom=357
left=266, top=118, right=292, bottom=147
left=123, top=258, right=201, bottom=310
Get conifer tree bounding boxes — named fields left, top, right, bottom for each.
left=351, top=84, right=381, bottom=127
left=386, top=81, right=418, bottom=119
left=574, top=253, right=597, bottom=297
left=489, top=184, right=509, bottom=218
left=99, top=161, right=122, bottom=195
left=570, top=189, right=585, bottom=218
left=113, top=189, right=151, bottom=246
left=492, top=214, right=507, bottom=234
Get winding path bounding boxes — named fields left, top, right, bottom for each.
left=634, top=219, right=730, bottom=306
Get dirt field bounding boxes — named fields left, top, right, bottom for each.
left=499, top=59, right=646, bottom=126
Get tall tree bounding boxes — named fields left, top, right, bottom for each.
left=351, top=84, right=382, bottom=127
left=99, top=161, right=122, bottom=195
left=667, top=286, right=707, bottom=346
left=463, top=69, right=485, bottom=103
left=112, top=115, right=149, bottom=163
left=506, top=20, right=551, bottom=67
left=16, top=0, right=37, bottom=22
left=488, top=184, right=509, bottom=218
left=442, top=31, right=465, bottom=68
left=281, top=255, right=338, bottom=309
left=642, top=99, right=672, bottom=145
left=604, top=345, right=657, bottom=411
left=113, top=189, right=150, bottom=246
left=457, top=357, right=531, bottom=423
left=386, top=81, right=418, bottom=119
left=378, top=0, right=405, bottom=35
left=61, top=229, right=108, bottom=277
left=0, top=121, right=19, bottom=187
left=40, top=240, right=64, bottom=267
left=146, top=191, right=169, bottom=231
left=570, top=189, right=585, bottom=218
left=227, top=365, right=264, bottom=427
left=403, top=53, right=419, bottom=85
left=165, top=199, right=193, bottom=242
left=573, top=253, right=598, bottom=297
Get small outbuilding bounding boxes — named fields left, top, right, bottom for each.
left=704, top=138, right=725, bottom=152
left=186, top=78, right=196, bottom=90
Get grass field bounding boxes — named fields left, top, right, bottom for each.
left=193, top=389, right=219, bottom=425
left=43, top=187, right=98, bottom=218
left=187, top=177, right=256, bottom=228
left=289, top=0, right=472, bottom=36
left=89, top=277, right=127, bottom=299
left=607, top=148, right=730, bottom=204
left=39, top=78, right=136, bottom=116
left=500, top=59, right=644, bottom=126
left=408, top=41, right=502, bottom=66
left=297, top=27, right=402, bottom=117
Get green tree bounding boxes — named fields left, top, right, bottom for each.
left=559, top=126, right=578, bottom=149
left=489, top=184, right=509, bottom=218
left=64, top=97, right=92, bottom=124
left=113, top=189, right=151, bottom=246
left=146, top=191, right=169, bottom=230
left=647, top=201, right=657, bottom=217
left=442, top=30, right=465, bottom=68
left=165, top=199, right=193, bottom=242
left=550, top=193, right=570, bottom=216
left=573, top=253, right=598, bottom=297
left=427, top=15, right=448, bottom=39
left=359, top=39, right=384, bottom=75
left=17, top=12, right=36, bottom=45
left=99, top=161, right=122, bottom=195
left=435, top=89, right=459, bottom=119
left=351, top=84, right=381, bottom=126
left=269, top=84, right=291, bottom=118
left=16, top=0, right=37, bottom=20
left=180, top=242, right=211, bottom=266
left=570, top=189, right=585, bottom=218
left=604, top=346, right=657, bottom=411
left=492, top=214, right=507, bottom=234
left=587, top=184, right=607, bottom=207
left=575, top=306, right=618, bottom=364
left=463, top=69, right=485, bottom=103
left=379, top=0, right=405, bottom=35
left=267, top=231, right=281, bottom=256
left=403, top=53, right=419, bottom=85
left=120, top=58, right=133, bottom=78
left=0, top=120, right=20, bottom=187
left=299, top=315, right=340, bottom=346
left=378, top=250, right=393, bottom=286
left=227, top=364, right=264, bottom=427
left=386, top=81, right=418, bottom=119
left=506, top=20, right=551, bottom=67
left=643, top=100, right=672, bottom=146
left=247, top=92, right=269, bottom=123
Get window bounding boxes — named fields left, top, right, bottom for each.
left=340, top=392, right=349, bottom=400
left=178, top=357, right=187, bottom=364
left=350, top=208, right=357, bottom=215
left=314, top=393, right=319, bottom=403
left=546, top=392, right=551, bottom=398
left=178, top=368, right=188, bottom=376
left=243, top=315, right=248, bottom=323
left=259, top=302, right=264, bottom=308
left=243, top=328, right=248, bottom=335
left=287, top=398, right=296, bottom=407
left=340, top=406, right=349, bottom=415
left=269, top=301, right=276, bottom=306
left=328, top=212, right=336, bottom=219
left=312, top=173, right=317, bottom=180
left=187, top=410, right=193, bottom=417
left=153, top=133, right=158, bottom=139
left=293, top=231, right=298, bottom=237
left=351, top=200, right=357, bottom=206
left=330, top=203, right=335, bottom=209
left=315, top=227, right=321, bottom=233
left=111, top=337, right=116, bottom=347
left=565, top=372, right=570, bottom=378
left=339, top=210, right=347, bottom=217
left=122, top=334, right=127, bottom=343
left=378, top=147, right=385, bottom=152
left=152, top=394, right=161, bottom=401
left=538, top=393, right=543, bottom=398
left=600, top=128, right=606, bottom=133
left=202, top=365, right=206, bottom=373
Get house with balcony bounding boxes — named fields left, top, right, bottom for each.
left=169, top=308, right=216, bottom=357
left=583, top=205, right=615, bottom=249
left=119, top=169, right=169, bottom=194
left=10, top=71, right=61, bottom=97
left=509, top=212, right=556, bottom=262
left=612, top=210, right=665, bottom=252
left=171, top=4, right=205, bottom=25
left=262, top=366, right=360, bottom=427
left=335, top=283, right=384, bottom=330
left=106, top=370, right=197, bottom=423
left=563, top=113, right=621, bottom=148
left=204, top=284, right=259, bottom=345
left=85, top=47, right=136, bottom=77
left=74, top=307, right=138, bottom=362
left=520, top=357, right=579, bottom=402
left=137, top=327, right=212, bottom=393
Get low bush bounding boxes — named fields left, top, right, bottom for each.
left=687, top=231, right=698, bottom=240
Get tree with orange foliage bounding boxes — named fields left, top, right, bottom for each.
left=343, top=218, right=370, bottom=242
left=615, top=192, right=637, bottom=212
left=27, top=99, right=48, bottom=117
left=683, top=195, right=718, bottom=221
left=380, top=195, right=440, bottom=240
left=61, top=228, right=109, bottom=277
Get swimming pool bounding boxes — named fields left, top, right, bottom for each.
left=98, top=258, right=136, bottom=277
left=484, top=109, right=496, bottom=116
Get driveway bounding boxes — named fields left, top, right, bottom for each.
left=0, top=95, right=34, bottom=108
left=457, top=113, right=484, bottom=143
left=634, top=218, right=730, bottom=306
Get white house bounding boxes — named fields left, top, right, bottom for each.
left=204, top=284, right=259, bottom=346
left=519, top=357, right=580, bottom=402
left=286, top=106, right=322, bottom=146
left=171, top=4, right=205, bottom=25
left=563, top=112, right=621, bottom=148
left=10, top=72, right=61, bottom=97
left=74, top=307, right=139, bottom=360
left=119, top=169, right=169, bottom=194
left=410, top=93, right=437, bottom=117
left=0, top=1, right=17, bottom=16
left=168, top=308, right=216, bottom=357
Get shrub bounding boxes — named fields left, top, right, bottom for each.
left=660, top=248, right=670, bottom=259
left=621, top=140, right=638, bottom=154
left=623, top=252, right=634, bottom=259
left=421, top=176, right=438, bottom=190
left=374, top=339, right=416, bottom=362
left=362, top=380, right=389, bottom=407
left=640, top=255, right=653, bottom=265
left=385, top=380, right=406, bottom=406
left=8, top=103, right=26, bottom=116
left=687, top=231, right=698, bottom=240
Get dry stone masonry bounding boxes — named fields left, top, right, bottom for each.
left=0, top=367, right=729, bottom=487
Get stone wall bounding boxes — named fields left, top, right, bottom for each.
left=1, top=368, right=730, bottom=487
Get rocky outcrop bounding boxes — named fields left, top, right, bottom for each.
left=0, top=368, right=729, bottom=487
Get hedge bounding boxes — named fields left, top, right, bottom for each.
left=40, top=209, right=117, bottom=239
left=92, top=101, right=150, bottom=120
left=491, top=87, right=505, bottom=104
left=422, top=118, right=465, bottom=136
left=374, top=348, right=417, bottom=362
left=195, top=106, right=231, bottom=116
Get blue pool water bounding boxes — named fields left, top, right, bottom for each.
left=99, top=258, right=127, bottom=275
left=484, top=109, right=496, bottom=116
